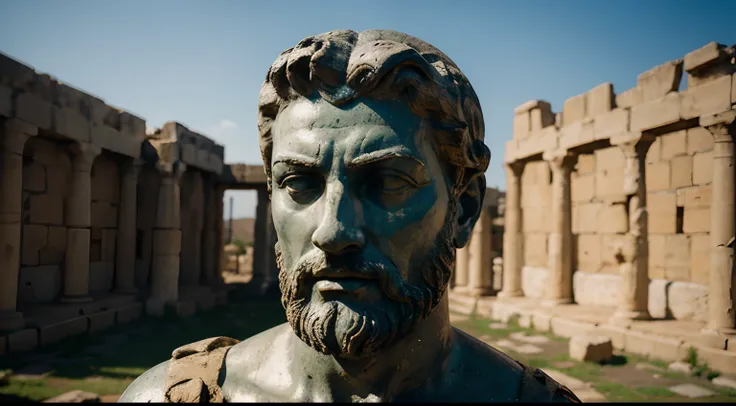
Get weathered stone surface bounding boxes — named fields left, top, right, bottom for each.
left=17, top=265, right=62, bottom=304
left=637, top=59, right=683, bottom=102
left=521, top=266, right=547, bottom=299
left=680, top=74, right=732, bottom=119
left=668, top=281, right=708, bottom=322
left=593, top=108, right=628, bottom=140
left=43, top=390, right=100, bottom=403
left=15, top=92, right=52, bottom=130
left=571, top=174, right=595, bottom=203
left=667, top=361, right=694, bottom=374
left=669, top=383, right=715, bottom=398
left=39, top=317, right=88, bottom=345
left=8, top=328, right=38, bottom=353
left=559, top=119, right=593, bottom=150
left=624, top=329, right=684, bottom=361
left=563, top=93, right=586, bottom=125
left=665, top=235, right=690, bottom=282
left=684, top=42, right=727, bottom=72
left=616, top=87, right=642, bottom=109
left=660, top=130, right=687, bottom=160
left=152, top=229, right=182, bottom=255
left=670, top=155, right=693, bottom=188
left=692, top=150, right=713, bottom=185
left=569, top=335, right=613, bottom=363
left=91, top=125, right=141, bottom=158
left=53, top=107, right=91, bottom=143
left=596, top=202, right=628, bottom=233
left=630, top=92, right=680, bottom=132
left=712, top=376, right=736, bottom=390
left=648, top=278, right=670, bottom=319
left=683, top=208, right=710, bottom=234
left=572, top=271, right=619, bottom=307
left=646, top=162, right=671, bottom=192
left=587, top=83, right=614, bottom=117
left=686, top=127, right=714, bottom=154
left=647, top=192, right=677, bottom=234
left=576, top=234, right=601, bottom=272
left=512, top=111, right=530, bottom=140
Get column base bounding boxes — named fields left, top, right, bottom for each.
left=452, top=286, right=470, bottom=295
left=497, top=289, right=524, bottom=300
left=542, top=298, right=574, bottom=307
left=466, top=287, right=495, bottom=297
left=60, top=294, right=93, bottom=304
left=0, top=310, right=25, bottom=331
left=609, top=309, right=650, bottom=327
left=113, top=287, right=138, bottom=295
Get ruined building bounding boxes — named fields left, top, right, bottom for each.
left=449, top=41, right=736, bottom=374
left=0, top=53, right=277, bottom=355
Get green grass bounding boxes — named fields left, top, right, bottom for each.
left=0, top=298, right=287, bottom=402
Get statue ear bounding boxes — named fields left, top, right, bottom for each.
left=453, top=174, right=486, bottom=249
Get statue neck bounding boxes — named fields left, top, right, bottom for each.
left=295, top=291, right=455, bottom=402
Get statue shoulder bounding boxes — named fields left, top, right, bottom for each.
left=118, top=360, right=169, bottom=402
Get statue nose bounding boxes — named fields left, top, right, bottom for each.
left=311, top=182, right=365, bottom=254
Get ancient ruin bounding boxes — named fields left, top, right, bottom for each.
left=449, top=41, right=736, bottom=374
left=0, top=52, right=278, bottom=355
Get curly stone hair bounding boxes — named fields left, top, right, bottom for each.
left=257, top=29, right=490, bottom=197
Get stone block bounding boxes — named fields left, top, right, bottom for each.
left=596, top=203, right=628, bottom=233
left=29, top=194, right=64, bottom=225
left=660, top=130, right=687, bottom=160
left=577, top=203, right=602, bottom=234
left=587, top=83, right=614, bottom=117
left=593, top=108, right=628, bottom=141
left=559, top=119, right=594, bottom=150
left=572, top=271, right=619, bottom=307
left=648, top=235, right=666, bottom=279
left=91, top=201, right=118, bottom=228
left=89, top=261, right=114, bottom=293
left=563, top=93, right=586, bottom=125
left=713, top=377, right=736, bottom=390
left=575, top=154, right=595, bottom=174
left=117, top=302, right=143, bottom=324
left=687, top=127, right=714, bottom=154
left=88, top=309, right=116, bottom=333
left=689, top=233, right=710, bottom=285
left=646, top=137, right=661, bottom=164
left=529, top=107, right=556, bottom=133
left=576, top=234, right=601, bottom=272
left=624, top=329, right=684, bottom=362
left=43, top=390, right=100, bottom=403
left=504, top=140, right=516, bottom=163
left=23, top=160, right=46, bottom=193
left=664, top=235, right=690, bottom=281
left=692, top=151, right=713, bottom=185
left=17, top=265, right=62, bottom=304
left=637, top=59, right=684, bottom=102
left=600, top=234, right=628, bottom=272
left=571, top=174, right=595, bottom=203
left=8, top=328, right=38, bottom=353
left=648, top=278, right=670, bottom=319
left=668, top=282, right=708, bottom=322
left=38, top=226, right=66, bottom=265
left=683, top=208, right=710, bottom=233
left=680, top=75, right=732, bottom=119
left=22, top=224, right=48, bottom=266
left=101, top=229, right=117, bottom=261
left=595, top=325, right=627, bottom=350
left=39, top=316, right=88, bottom=345
left=523, top=235, right=548, bottom=268
left=695, top=345, right=736, bottom=375
left=550, top=317, right=595, bottom=339
left=569, top=335, right=613, bottom=363
left=594, top=169, right=625, bottom=202
left=684, top=41, right=727, bottom=72
left=645, top=162, right=670, bottom=192
left=91, top=158, right=120, bottom=203
left=669, top=361, right=694, bottom=374
left=630, top=92, right=680, bottom=132
left=152, top=229, right=182, bottom=255
left=670, top=155, right=693, bottom=188
left=15, top=92, right=52, bottom=130
left=647, top=192, right=677, bottom=234
left=52, top=107, right=91, bottom=143
left=91, top=125, right=142, bottom=158
left=616, top=87, right=642, bottom=109
left=514, top=100, right=552, bottom=115
left=513, top=112, right=530, bottom=140
left=594, top=146, right=626, bottom=172
left=520, top=266, right=547, bottom=298
left=0, top=84, right=12, bottom=116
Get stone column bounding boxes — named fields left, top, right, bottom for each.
left=61, top=143, right=101, bottom=303
left=180, top=171, right=203, bottom=286
left=213, top=186, right=226, bottom=287
left=251, top=186, right=278, bottom=295
left=467, top=209, right=494, bottom=296
left=113, top=159, right=142, bottom=294
left=0, top=119, right=36, bottom=330
left=702, top=111, right=736, bottom=335
left=200, top=175, right=217, bottom=286
left=453, top=246, right=470, bottom=292
left=542, top=150, right=576, bottom=306
left=499, top=161, right=525, bottom=299
left=609, top=132, right=655, bottom=324
left=147, top=162, right=185, bottom=316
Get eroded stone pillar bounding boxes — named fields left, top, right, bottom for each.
left=543, top=150, right=576, bottom=306
left=200, top=175, right=217, bottom=286
left=610, top=133, right=655, bottom=324
left=467, top=209, right=494, bottom=296
left=61, top=143, right=101, bottom=303
left=0, top=119, right=36, bottom=330
left=453, top=246, right=470, bottom=292
left=147, top=162, right=185, bottom=316
left=180, top=171, right=203, bottom=286
left=702, top=111, right=736, bottom=335
left=499, top=161, right=525, bottom=299
left=212, top=186, right=226, bottom=287
left=113, top=159, right=142, bottom=294
left=251, top=186, right=277, bottom=295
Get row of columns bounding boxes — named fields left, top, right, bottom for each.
left=499, top=118, right=735, bottom=333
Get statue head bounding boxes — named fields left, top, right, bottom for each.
left=257, top=29, right=490, bottom=360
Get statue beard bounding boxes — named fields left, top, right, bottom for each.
left=275, top=201, right=458, bottom=360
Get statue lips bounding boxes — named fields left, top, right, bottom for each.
left=311, top=269, right=379, bottom=299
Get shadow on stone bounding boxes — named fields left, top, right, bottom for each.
left=602, top=355, right=628, bottom=366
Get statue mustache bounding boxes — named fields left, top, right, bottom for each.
left=287, top=249, right=415, bottom=304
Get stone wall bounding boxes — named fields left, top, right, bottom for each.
left=503, top=41, right=735, bottom=325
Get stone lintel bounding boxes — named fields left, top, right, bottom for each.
left=609, top=131, right=655, bottom=147
left=3, top=117, right=37, bottom=136
left=700, top=108, right=736, bottom=129
left=684, top=42, right=729, bottom=73
left=542, top=148, right=576, bottom=168
left=156, top=160, right=186, bottom=179
left=514, top=100, right=552, bottom=115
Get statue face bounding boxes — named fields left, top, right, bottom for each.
left=271, top=97, right=456, bottom=359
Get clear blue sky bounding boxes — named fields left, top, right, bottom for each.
left=1, top=0, right=734, bottom=219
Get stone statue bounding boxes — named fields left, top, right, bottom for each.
left=119, top=29, right=580, bottom=403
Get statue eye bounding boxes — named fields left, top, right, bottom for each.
left=372, top=172, right=412, bottom=193
left=282, top=174, right=321, bottom=195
